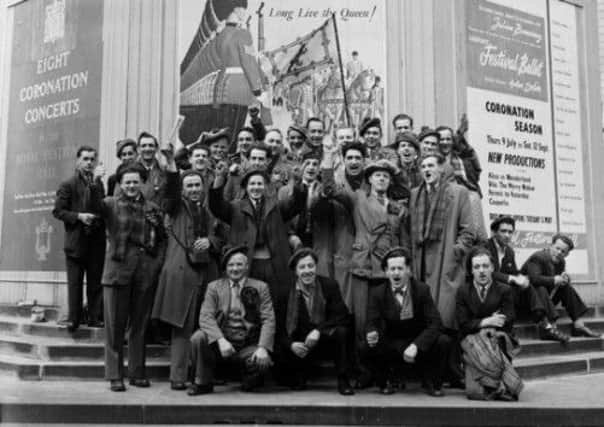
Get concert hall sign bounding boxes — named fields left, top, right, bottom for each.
left=178, top=0, right=387, bottom=144
left=0, top=0, right=103, bottom=271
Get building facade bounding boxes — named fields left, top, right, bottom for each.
left=0, top=0, right=602, bottom=311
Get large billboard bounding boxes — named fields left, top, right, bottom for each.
left=0, top=0, right=104, bottom=271
left=466, top=0, right=588, bottom=274
left=178, top=0, right=386, bottom=144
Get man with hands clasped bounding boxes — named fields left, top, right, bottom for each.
left=279, top=248, right=355, bottom=395
left=188, top=246, right=276, bottom=395
left=364, top=247, right=451, bottom=396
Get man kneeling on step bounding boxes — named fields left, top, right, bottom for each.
left=188, top=245, right=276, bottom=395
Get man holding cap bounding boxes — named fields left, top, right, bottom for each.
left=279, top=247, right=354, bottom=395
left=188, top=245, right=276, bottom=395
left=365, top=247, right=451, bottom=396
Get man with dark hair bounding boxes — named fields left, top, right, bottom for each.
left=485, top=216, right=559, bottom=340
left=107, top=139, right=137, bottom=196
left=456, top=246, right=523, bottom=401
left=279, top=248, right=354, bottom=395
left=188, top=246, right=276, bottom=395
left=303, top=117, right=325, bottom=158
left=408, top=153, right=474, bottom=386
left=113, top=131, right=167, bottom=205
left=418, top=128, right=440, bottom=157
left=521, top=234, right=600, bottom=338
left=392, top=113, right=413, bottom=134
left=365, top=247, right=451, bottom=396
left=53, top=146, right=106, bottom=332
left=359, top=117, right=387, bottom=161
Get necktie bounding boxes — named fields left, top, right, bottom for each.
left=479, top=284, right=487, bottom=301
left=376, top=194, right=386, bottom=206
left=232, top=282, right=242, bottom=312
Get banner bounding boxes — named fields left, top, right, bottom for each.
left=0, top=0, right=104, bottom=271
left=178, top=0, right=386, bottom=143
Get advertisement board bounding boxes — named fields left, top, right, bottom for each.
left=0, top=0, right=103, bottom=271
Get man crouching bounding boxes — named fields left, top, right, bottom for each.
left=364, top=247, right=451, bottom=396
left=280, top=247, right=355, bottom=395
left=188, top=245, right=275, bottom=395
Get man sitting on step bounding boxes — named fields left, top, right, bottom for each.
left=188, top=245, right=276, bottom=395
left=485, top=216, right=567, bottom=343
left=521, top=234, right=601, bottom=339
left=278, top=247, right=355, bottom=395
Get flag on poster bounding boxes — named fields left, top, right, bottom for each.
left=263, top=15, right=349, bottom=128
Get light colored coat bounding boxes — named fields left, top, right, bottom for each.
left=198, top=277, right=276, bottom=351
left=409, top=181, right=474, bottom=329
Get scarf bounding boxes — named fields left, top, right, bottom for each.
left=248, top=197, right=267, bottom=247
left=345, top=172, right=363, bottom=191
left=412, top=178, right=449, bottom=246
left=285, top=279, right=326, bottom=336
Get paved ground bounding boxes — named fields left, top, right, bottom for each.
left=1, top=373, right=603, bottom=425
left=1, top=372, right=604, bottom=407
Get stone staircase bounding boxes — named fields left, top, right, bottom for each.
left=0, top=304, right=603, bottom=381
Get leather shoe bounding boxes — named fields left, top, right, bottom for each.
left=58, top=320, right=79, bottom=333
left=187, top=383, right=213, bottom=396
left=423, top=383, right=445, bottom=397
left=129, top=378, right=150, bottom=388
left=378, top=381, right=396, bottom=395
left=88, top=320, right=104, bottom=328
left=571, top=325, right=601, bottom=338
left=539, top=325, right=570, bottom=343
left=170, top=381, right=187, bottom=391
left=337, top=376, right=355, bottom=396
left=109, top=379, right=125, bottom=392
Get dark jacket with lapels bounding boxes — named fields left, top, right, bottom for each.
left=456, top=279, right=515, bottom=338
left=485, top=237, right=519, bottom=284
left=366, top=278, right=443, bottom=352
left=282, top=275, right=350, bottom=349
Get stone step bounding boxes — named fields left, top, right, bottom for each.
left=2, top=347, right=604, bottom=382
left=0, top=304, right=60, bottom=322
left=514, top=318, right=604, bottom=339
left=519, top=336, right=603, bottom=357
left=515, top=351, right=604, bottom=379
left=0, top=334, right=170, bottom=361
left=0, top=316, right=105, bottom=340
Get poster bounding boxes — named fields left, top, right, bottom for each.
left=466, top=0, right=557, bottom=258
left=178, top=0, right=386, bottom=144
left=549, top=1, right=588, bottom=272
left=0, top=0, right=104, bottom=271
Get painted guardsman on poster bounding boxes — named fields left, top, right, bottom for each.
left=180, top=0, right=268, bottom=144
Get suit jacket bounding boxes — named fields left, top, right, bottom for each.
left=52, top=172, right=105, bottom=259
left=199, top=277, right=276, bottom=351
left=520, top=248, right=563, bottom=291
left=455, top=280, right=515, bottom=338
left=283, top=275, right=350, bottom=348
left=209, top=182, right=306, bottom=305
left=485, top=238, right=519, bottom=284
left=366, top=279, right=443, bottom=352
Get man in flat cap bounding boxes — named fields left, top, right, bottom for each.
left=359, top=117, right=389, bottom=161
left=279, top=247, right=354, bottom=395
left=188, top=245, right=276, bottom=395
left=365, top=247, right=451, bottom=396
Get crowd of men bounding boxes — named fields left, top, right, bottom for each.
left=52, top=109, right=601, bottom=400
